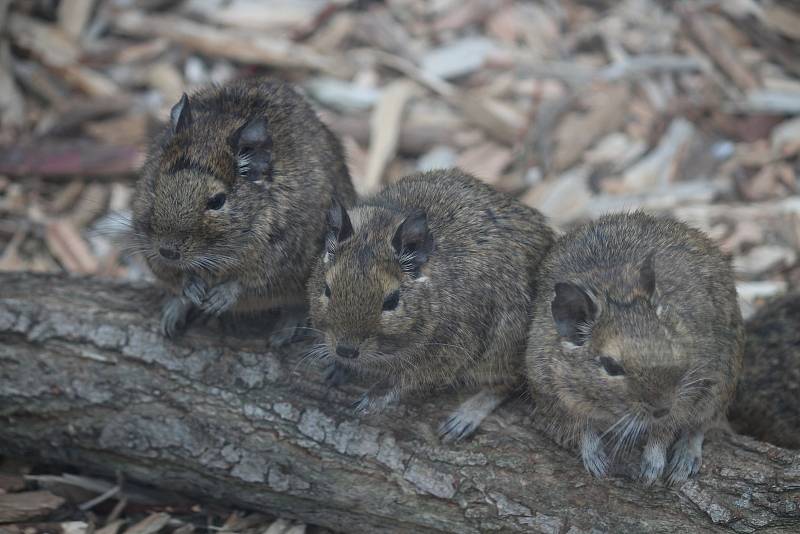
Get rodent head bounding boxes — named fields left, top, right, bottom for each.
left=132, top=93, right=274, bottom=273
left=545, top=252, right=715, bottom=433
left=309, top=201, right=435, bottom=367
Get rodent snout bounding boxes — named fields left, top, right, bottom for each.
left=335, top=343, right=359, bottom=359
left=158, top=246, right=181, bottom=261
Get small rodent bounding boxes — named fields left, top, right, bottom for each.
left=127, top=78, right=355, bottom=339
left=730, top=292, right=800, bottom=449
left=526, top=211, right=743, bottom=484
left=308, top=169, right=554, bottom=441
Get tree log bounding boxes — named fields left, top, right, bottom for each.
left=0, top=272, right=798, bottom=534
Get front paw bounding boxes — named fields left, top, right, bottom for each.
left=268, top=310, right=308, bottom=347
left=324, top=361, right=350, bottom=388
left=666, top=431, right=704, bottom=486
left=161, top=296, right=191, bottom=338
left=580, top=430, right=609, bottom=478
left=352, top=390, right=398, bottom=416
left=200, top=280, right=241, bottom=316
left=640, top=440, right=667, bottom=486
left=183, top=276, right=207, bottom=306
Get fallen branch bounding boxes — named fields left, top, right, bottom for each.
left=0, top=273, right=798, bottom=533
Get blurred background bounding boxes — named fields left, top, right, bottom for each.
left=1, top=0, right=800, bottom=318
left=0, top=0, right=799, bottom=530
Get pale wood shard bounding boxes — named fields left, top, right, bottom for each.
left=0, top=273, right=798, bottom=534
left=681, top=9, right=760, bottom=92
left=111, top=11, right=345, bottom=76
left=0, top=141, right=144, bottom=178
left=0, top=491, right=66, bottom=523
left=361, top=80, right=418, bottom=195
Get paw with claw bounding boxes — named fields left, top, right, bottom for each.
left=200, top=280, right=241, bottom=316
left=324, top=361, right=351, bottom=388
left=352, top=389, right=398, bottom=416
left=438, top=388, right=507, bottom=443
left=666, top=430, right=704, bottom=485
left=268, top=309, right=308, bottom=347
left=580, top=429, right=610, bottom=478
left=182, top=276, right=207, bottom=307
left=161, top=295, right=192, bottom=338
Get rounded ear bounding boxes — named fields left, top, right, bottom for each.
left=231, top=117, right=273, bottom=183
left=391, top=210, right=434, bottom=272
left=551, top=282, right=598, bottom=345
left=639, top=250, right=656, bottom=299
left=170, top=93, right=192, bottom=133
left=326, top=198, right=353, bottom=252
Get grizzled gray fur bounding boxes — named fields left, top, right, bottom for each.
left=309, top=169, right=554, bottom=442
left=730, top=292, right=800, bottom=450
left=526, top=211, right=743, bottom=484
left=127, top=78, right=355, bottom=339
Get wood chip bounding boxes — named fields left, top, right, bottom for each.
left=0, top=491, right=65, bottom=523
left=0, top=141, right=144, bottom=178
left=362, top=80, right=418, bottom=195
left=95, top=520, right=125, bottom=534
left=762, top=4, right=800, bottom=40
left=0, top=474, right=25, bottom=494
left=112, top=11, right=345, bottom=76
left=7, top=13, right=79, bottom=67
left=681, top=9, right=759, bottom=91
left=550, top=84, right=630, bottom=172
left=455, top=142, right=513, bottom=185
left=61, top=522, right=89, bottom=534
left=45, top=220, right=99, bottom=274
left=0, top=41, right=25, bottom=128
left=57, top=0, right=94, bottom=40
left=122, top=513, right=170, bottom=534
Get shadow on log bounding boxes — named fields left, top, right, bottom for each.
left=0, top=273, right=798, bottom=533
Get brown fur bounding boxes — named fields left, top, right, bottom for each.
left=730, top=292, right=800, bottom=449
left=308, top=169, right=554, bottom=439
left=127, top=78, right=355, bottom=336
left=526, top=211, right=743, bottom=484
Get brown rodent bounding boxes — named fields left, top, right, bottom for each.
left=127, top=78, right=355, bottom=339
left=526, top=211, right=743, bottom=484
left=308, top=169, right=554, bottom=441
left=730, top=292, right=800, bottom=449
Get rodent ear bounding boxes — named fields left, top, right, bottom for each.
left=326, top=198, right=353, bottom=248
left=551, top=282, right=597, bottom=346
left=231, top=117, right=273, bottom=183
left=639, top=251, right=656, bottom=300
left=170, top=93, right=193, bottom=134
left=392, top=210, right=434, bottom=272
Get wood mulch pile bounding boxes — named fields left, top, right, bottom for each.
left=1, top=0, right=799, bottom=532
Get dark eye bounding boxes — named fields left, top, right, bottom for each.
left=324, top=282, right=331, bottom=298
left=382, top=290, right=400, bottom=311
left=206, top=193, right=226, bottom=210
left=598, top=356, right=626, bottom=376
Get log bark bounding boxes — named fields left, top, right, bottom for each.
left=0, top=272, right=798, bottom=534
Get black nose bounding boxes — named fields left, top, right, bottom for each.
left=336, top=343, right=359, bottom=359
left=159, top=247, right=180, bottom=260
left=652, top=408, right=669, bottom=419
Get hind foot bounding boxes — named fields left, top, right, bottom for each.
left=438, top=387, right=508, bottom=443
